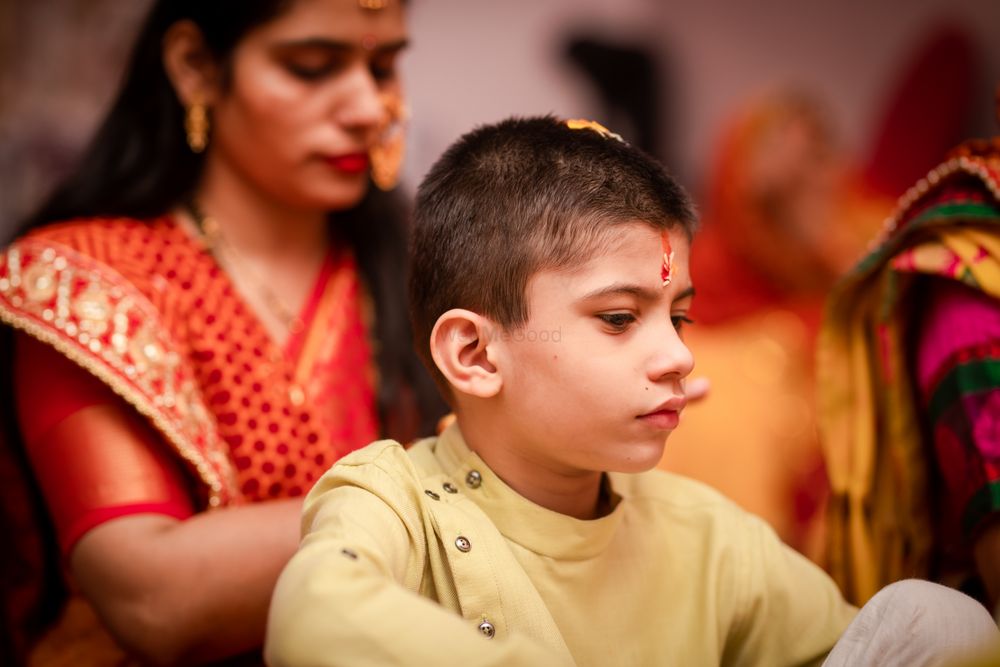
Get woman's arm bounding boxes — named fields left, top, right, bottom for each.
left=71, top=493, right=302, bottom=666
left=14, top=333, right=304, bottom=664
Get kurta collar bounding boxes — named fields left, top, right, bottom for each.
left=434, top=423, right=625, bottom=560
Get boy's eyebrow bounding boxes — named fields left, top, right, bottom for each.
left=674, top=286, right=696, bottom=301
left=273, top=37, right=410, bottom=54
left=579, top=283, right=696, bottom=302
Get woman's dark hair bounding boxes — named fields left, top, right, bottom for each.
left=1, top=1, right=443, bottom=662
left=20, top=0, right=293, bottom=227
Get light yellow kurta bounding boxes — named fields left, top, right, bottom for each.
left=265, top=424, right=857, bottom=666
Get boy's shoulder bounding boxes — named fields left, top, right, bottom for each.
left=612, top=469, right=802, bottom=581
left=322, top=436, right=446, bottom=491
left=332, top=437, right=439, bottom=471
left=305, top=438, right=444, bottom=527
left=333, top=438, right=410, bottom=467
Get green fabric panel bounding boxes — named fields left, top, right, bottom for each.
left=909, top=202, right=999, bottom=227
left=962, top=480, right=1000, bottom=540
left=928, top=359, right=1000, bottom=425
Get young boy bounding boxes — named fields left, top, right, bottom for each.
left=265, top=117, right=995, bottom=666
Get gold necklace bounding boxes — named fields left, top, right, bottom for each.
left=187, top=202, right=305, bottom=334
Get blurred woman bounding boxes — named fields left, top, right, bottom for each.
left=0, top=0, right=443, bottom=664
left=660, top=26, right=976, bottom=558
left=658, top=91, right=890, bottom=557
left=820, top=114, right=1000, bottom=612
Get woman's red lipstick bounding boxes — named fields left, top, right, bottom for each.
left=325, top=153, right=369, bottom=174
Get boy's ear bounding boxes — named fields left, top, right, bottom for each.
left=430, top=309, right=502, bottom=399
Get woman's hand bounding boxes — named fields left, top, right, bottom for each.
left=685, top=376, right=711, bottom=404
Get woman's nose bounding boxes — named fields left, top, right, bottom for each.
left=337, top=64, right=386, bottom=131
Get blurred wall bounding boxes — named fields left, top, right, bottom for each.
left=0, top=0, right=151, bottom=237
left=403, top=0, right=1000, bottom=193
left=1, top=0, right=999, bottom=236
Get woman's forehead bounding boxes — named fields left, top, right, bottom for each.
left=253, top=0, right=407, bottom=43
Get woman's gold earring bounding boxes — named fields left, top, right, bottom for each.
left=370, top=93, right=408, bottom=191
left=185, top=100, right=209, bottom=154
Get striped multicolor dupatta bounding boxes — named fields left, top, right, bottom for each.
left=818, top=139, right=1000, bottom=604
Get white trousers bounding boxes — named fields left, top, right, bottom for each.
left=823, top=580, right=999, bottom=667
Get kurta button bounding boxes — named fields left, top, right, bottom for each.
left=424, top=489, right=440, bottom=500
left=465, top=470, right=482, bottom=489
left=455, top=536, right=472, bottom=552
left=442, top=482, right=458, bottom=494
left=478, top=620, right=495, bottom=639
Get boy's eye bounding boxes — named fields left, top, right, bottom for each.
left=671, top=315, right=694, bottom=333
left=597, top=312, right=636, bottom=332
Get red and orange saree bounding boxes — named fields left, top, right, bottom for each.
left=0, top=214, right=380, bottom=662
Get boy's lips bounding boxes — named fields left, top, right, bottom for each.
left=637, top=397, right=686, bottom=430
left=637, top=409, right=680, bottom=430
left=324, top=152, right=370, bottom=173
left=641, top=397, right=687, bottom=415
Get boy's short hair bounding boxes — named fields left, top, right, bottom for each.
left=409, top=115, right=697, bottom=388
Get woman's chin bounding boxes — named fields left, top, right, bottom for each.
left=295, top=176, right=371, bottom=213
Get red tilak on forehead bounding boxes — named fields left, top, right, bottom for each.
left=661, top=231, right=674, bottom=287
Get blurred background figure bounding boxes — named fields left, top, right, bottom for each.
left=5, top=0, right=1000, bottom=235
left=0, top=1, right=444, bottom=665
left=563, top=34, right=673, bottom=166
left=659, top=24, right=980, bottom=558
left=657, top=89, right=870, bottom=557
left=819, top=97, right=1000, bottom=611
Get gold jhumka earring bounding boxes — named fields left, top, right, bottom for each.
left=185, top=97, right=210, bottom=154
left=370, top=91, right=408, bottom=191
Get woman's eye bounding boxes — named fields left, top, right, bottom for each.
left=286, top=55, right=348, bottom=81
left=370, top=57, right=398, bottom=82
left=671, top=315, right=694, bottom=332
left=597, top=313, right=636, bottom=332
left=287, top=63, right=335, bottom=81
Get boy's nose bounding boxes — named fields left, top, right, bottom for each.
left=647, top=329, right=694, bottom=383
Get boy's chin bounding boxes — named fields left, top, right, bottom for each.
left=608, top=441, right=666, bottom=474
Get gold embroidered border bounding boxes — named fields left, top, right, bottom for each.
left=0, top=238, right=239, bottom=507
left=876, top=154, right=1000, bottom=245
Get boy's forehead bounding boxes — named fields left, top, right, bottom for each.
left=573, top=223, right=687, bottom=271
left=531, top=223, right=690, bottom=296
